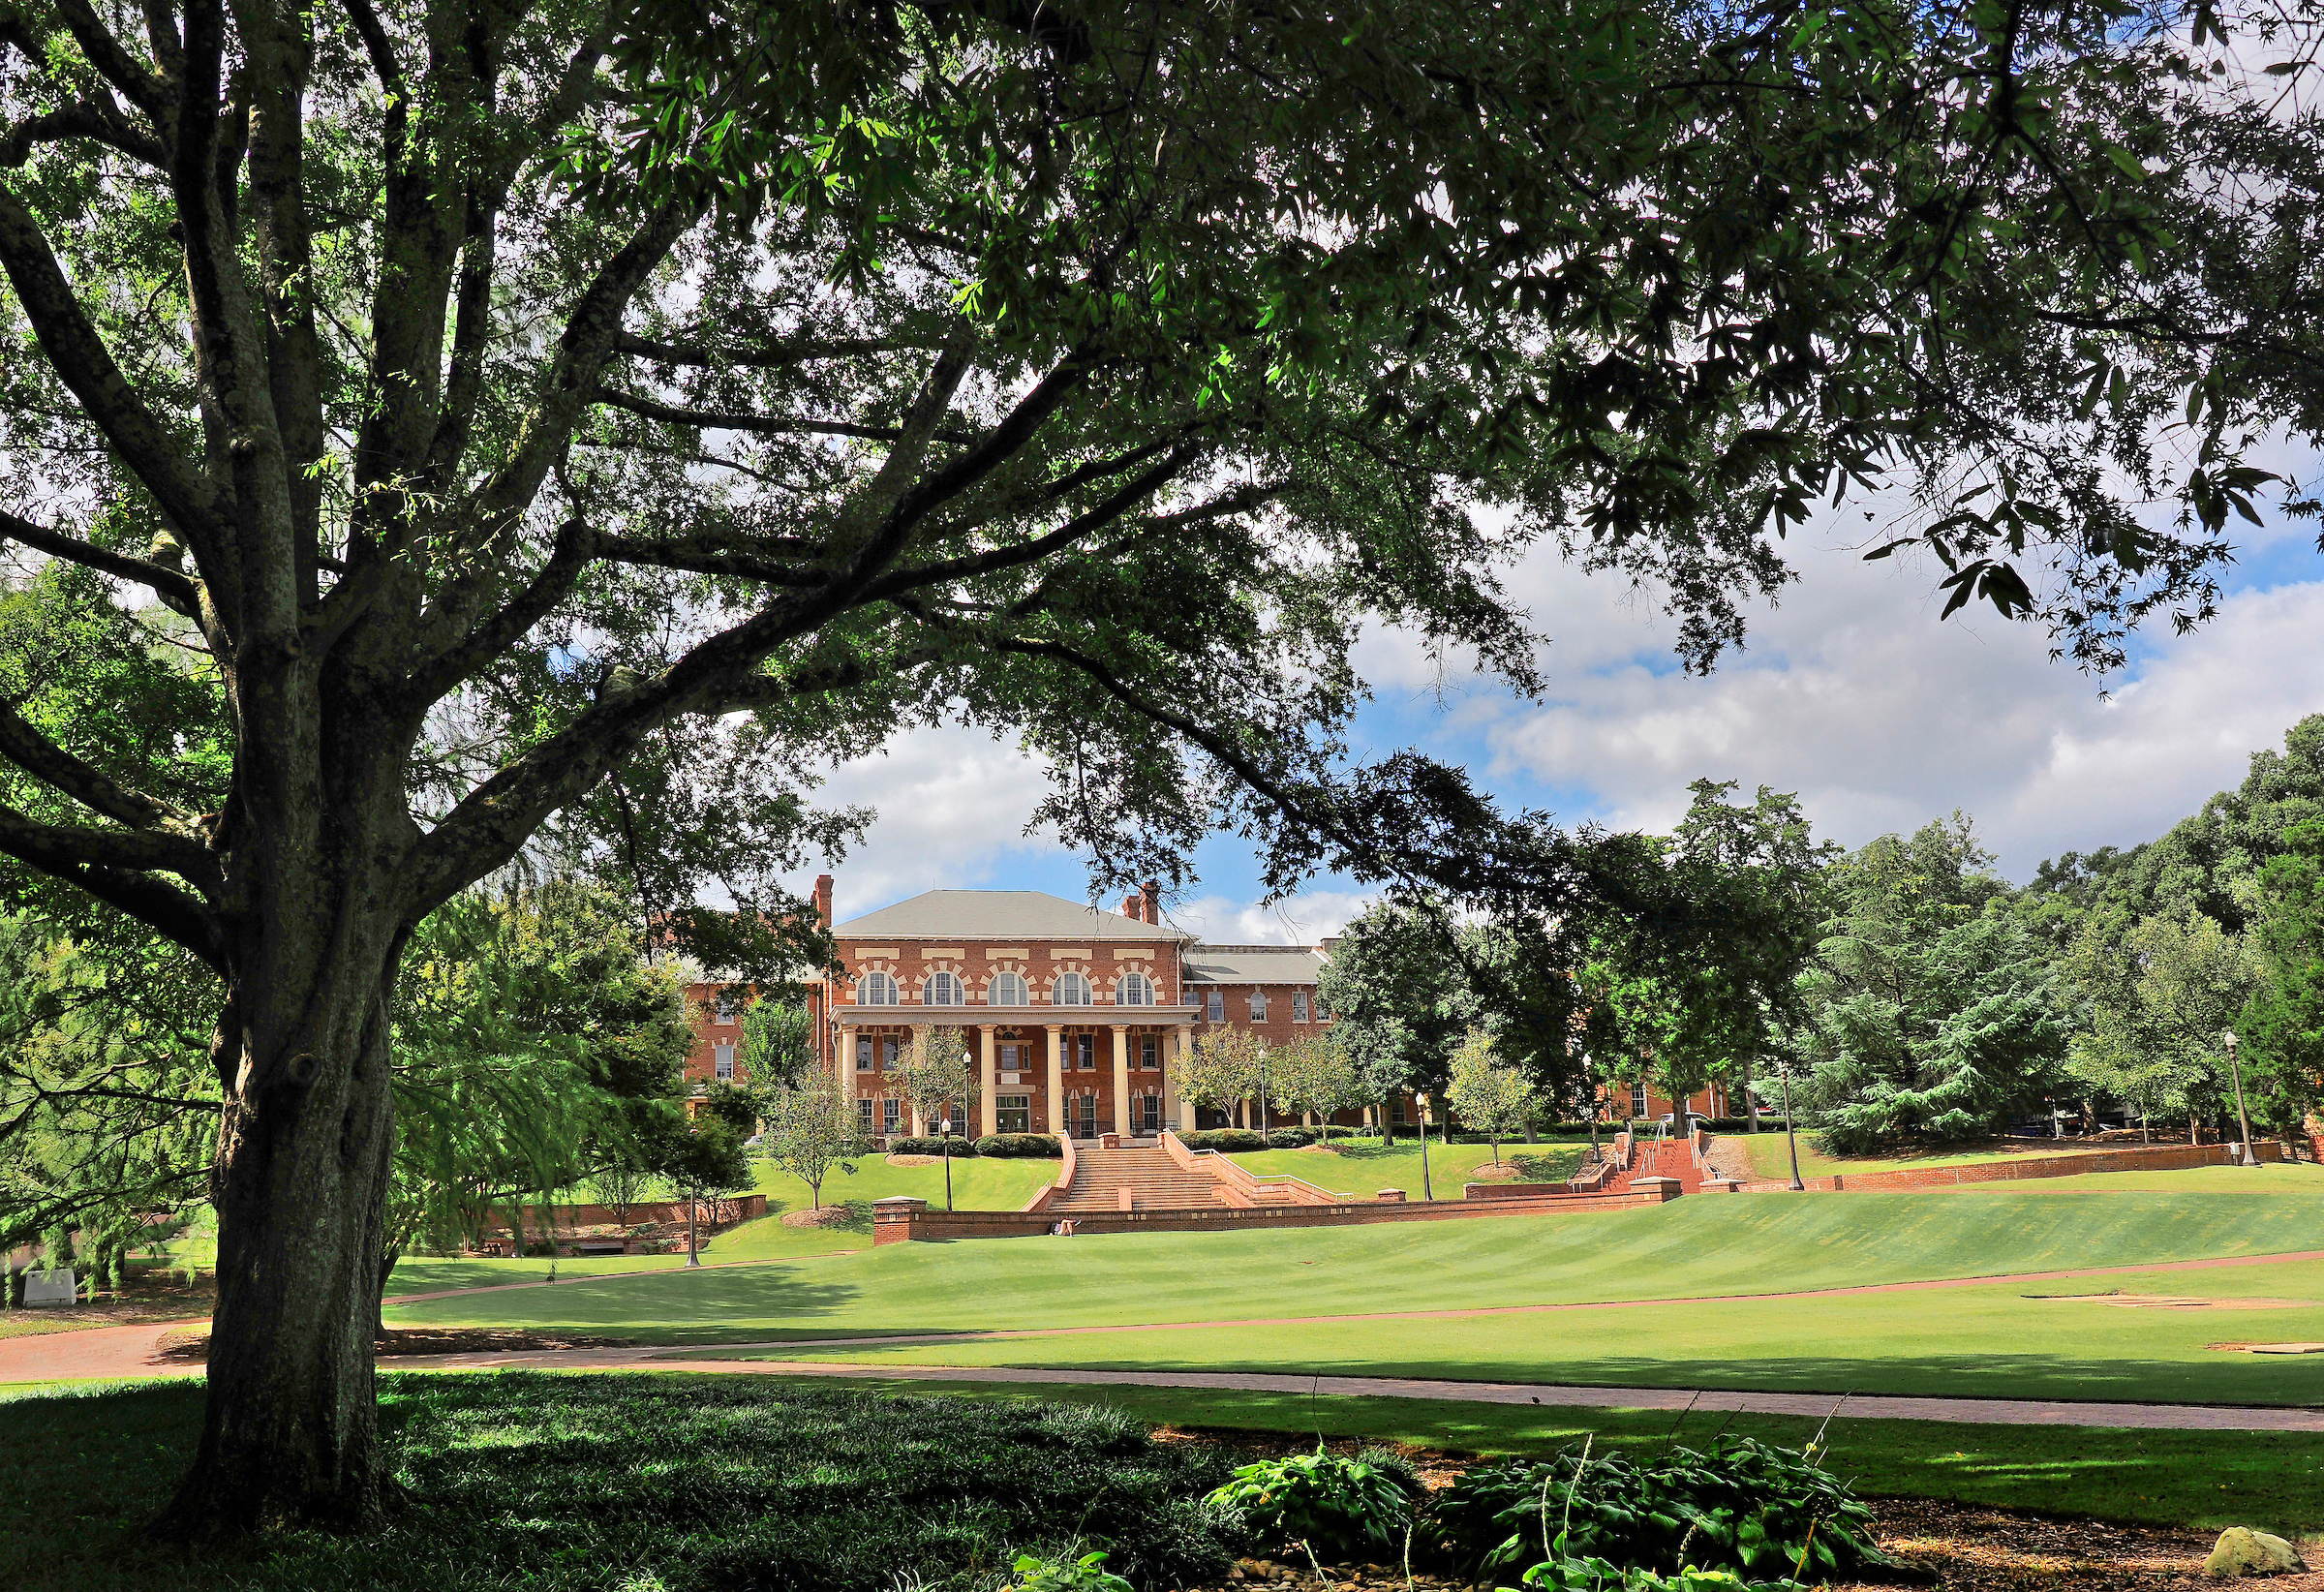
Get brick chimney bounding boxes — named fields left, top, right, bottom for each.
left=814, top=873, right=834, bottom=928
left=1121, top=891, right=1143, bottom=920
left=1141, top=880, right=1160, bottom=924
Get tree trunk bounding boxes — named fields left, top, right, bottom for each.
left=162, top=956, right=402, bottom=1536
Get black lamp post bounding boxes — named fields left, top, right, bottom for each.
left=2224, top=1030, right=2257, bottom=1167
left=940, top=1115, right=955, bottom=1209
left=1777, top=1055, right=1804, bottom=1192
left=1419, top=1096, right=1434, bottom=1202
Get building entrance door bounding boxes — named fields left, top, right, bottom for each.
left=1074, top=1094, right=1098, bottom=1141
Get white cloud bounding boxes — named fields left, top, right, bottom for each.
left=1167, top=890, right=1374, bottom=945
left=1479, top=536, right=2324, bottom=874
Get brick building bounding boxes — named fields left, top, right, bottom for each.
left=683, top=875, right=1732, bottom=1140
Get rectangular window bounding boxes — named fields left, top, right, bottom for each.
left=882, top=1037, right=901, bottom=1070
left=1075, top=1095, right=1098, bottom=1138
left=1293, top=991, right=1310, bottom=1023
left=999, top=1043, right=1020, bottom=1070
left=1631, top=1083, right=1648, bottom=1119
left=996, top=1094, right=1031, bottom=1133
left=714, top=1043, right=736, bottom=1081
left=1207, top=990, right=1224, bottom=1023
left=715, top=992, right=737, bottom=1025
left=856, top=1038, right=872, bottom=1072
left=1250, top=991, right=1269, bottom=1023
left=1138, top=1095, right=1160, bottom=1133
left=1391, top=1096, right=1411, bottom=1125
left=857, top=1097, right=874, bottom=1133
left=1076, top=1033, right=1095, bottom=1070
left=1139, top=1035, right=1158, bottom=1070
left=882, top=1096, right=901, bottom=1133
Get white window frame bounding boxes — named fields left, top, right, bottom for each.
left=1139, top=1035, right=1158, bottom=1069
left=714, top=1043, right=736, bottom=1081
left=857, top=1096, right=874, bottom=1133
left=995, top=1093, right=1032, bottom=1133
left=1293, top=991, right=1310, bottom=1023
left=882, top=1096, right=900, bottom=1133
left=859, top=970, right=898, bottom=1005
left=1250, top=991, right=1269, bottom=1023
left=1206, top=989, right=1224, bottom=1022
left=1632, top=1082, right=1648, bottom=1119
left=855, top=1038, right=872, bottom=1072
left=990, top=972, right=1027, bottom=1006
left=1055, top=972, right=1092, bottom=1006
left=1117, top=971, right=1152, bottom=1006
left=926, top=971, right=963, bottom=1006
left=714, top=991, right=738, bottom=1025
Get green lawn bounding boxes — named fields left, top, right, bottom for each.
left=745, top=1253, right=2324, bottom=1405
left=382, top=1186, right=2324, bottom=1356
left=1226, top=1137, right=1587, bottom=1197
left=791, top=1375, right=2324, bottom=1533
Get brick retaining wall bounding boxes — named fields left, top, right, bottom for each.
left=872, top=1183, right=1675, bottom=1243
left=1731, top=1140, right=2283, bottom=1193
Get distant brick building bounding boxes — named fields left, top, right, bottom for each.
left=684, top=877, right=1339, bottom=1141
left=682, top=877, right=1733, bottom=1141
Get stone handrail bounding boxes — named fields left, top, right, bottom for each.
left=1019, top=1132, right=1077, bottom=1213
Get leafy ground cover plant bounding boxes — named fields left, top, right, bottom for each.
left=999, top=1549, right=1136, bottom=1591
left=1515, top=1551, right=1806, bottom=1592
left=1426, top=1438, right=1882, bottom=1583
left=1207, top=1446, right=1419, bottom=1561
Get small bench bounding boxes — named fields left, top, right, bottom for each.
left=571, top=1240, right=628, bottom=1256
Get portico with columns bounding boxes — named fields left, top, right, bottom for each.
left=821, top=887, right=1255, bottom=1143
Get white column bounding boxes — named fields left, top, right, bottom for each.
left=976, top=1026, right=997, bottom=1138
left=1046, top=1024, right=1065, bottom=1139
left=1167, top=1025, right=1190, bottom=1132
left=1112, top=1026, right=1132, bottom=1136
left=839, top=1026, right=858, bottom=1099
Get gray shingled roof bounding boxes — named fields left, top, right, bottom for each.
left=834, top=889, right=1192, bottom=942
left=1182, top=945, right=1326, bottom=984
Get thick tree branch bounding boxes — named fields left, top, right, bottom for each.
left=0, top=197, right=225, bottom=572
left=0, top=507, right=200, bottom=611
left=612, top=330, right=943, bottom=369
left=402, top=517, right=598, bottom=707
left=0, top=808, right=222, bottom=966
left=0, top=103, right=168, bottom=168
left=591, top=384, right=974, bottom=444
left=593, top=532, right=824, bottom=585
left=52, top=0, right=171, bottom=122
left=0, top=700, right=200, bottom=834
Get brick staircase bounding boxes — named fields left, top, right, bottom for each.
left=1046, top=1146, right=1233, bottom=1212
left=1610, top=1137, right=1705, bottom=1194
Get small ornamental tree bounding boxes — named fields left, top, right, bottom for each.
left=1445, top=1030, right=1539, bottom=1166
left=1172, top=1028, right=1265, bottom=1130
left=901, top=1026, right=978, bottom=1140
left=1269, top=1032, right=1365, bottom=1145
left=761, top=1075, right=866, bottom=1211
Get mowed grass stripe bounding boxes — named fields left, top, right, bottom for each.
left=384, top=1187, right=2324, bottom=1345
left=745, top=1257, right=2324, bottom=1407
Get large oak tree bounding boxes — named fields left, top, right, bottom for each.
left=0, top=0, right=2318, bottom=1536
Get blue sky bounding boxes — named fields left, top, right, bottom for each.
left=790, top=499, right=2324, bottom=943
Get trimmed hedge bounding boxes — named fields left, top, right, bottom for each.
left=1266, top=1128, right=1316, bottom=1148
left=972, top=1132, right=1063, bottom=1158
left=1178, top=1128, right=1269, bottom=1152
left=886, top=1135, right=978, bottom=1157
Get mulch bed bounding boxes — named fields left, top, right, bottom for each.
left=153, top=1327, right=641, bottom=1362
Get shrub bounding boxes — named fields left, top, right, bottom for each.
left=974, top=1133, right=1064, bottom=1158
left=1180, top=1128, right=1269, bottom=1151
left=1266, top=1128, right=1316, bottom=1148
left=888, top=1135, right=978, bottom=1157
left=1423, top=1438, right=1881, bottom=1583
left=1206, top=1446, right=1416, bottom=1560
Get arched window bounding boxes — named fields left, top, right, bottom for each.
left=989, top=972, right=1028, bottom=1006
left=1117, top=971, right=1153, bottom=1006
left=1055, top=972, right=1092, bottom=1006
left=859, top=970, right=898, bottom=1005
left=926, top=971, right=963, bottom=1006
